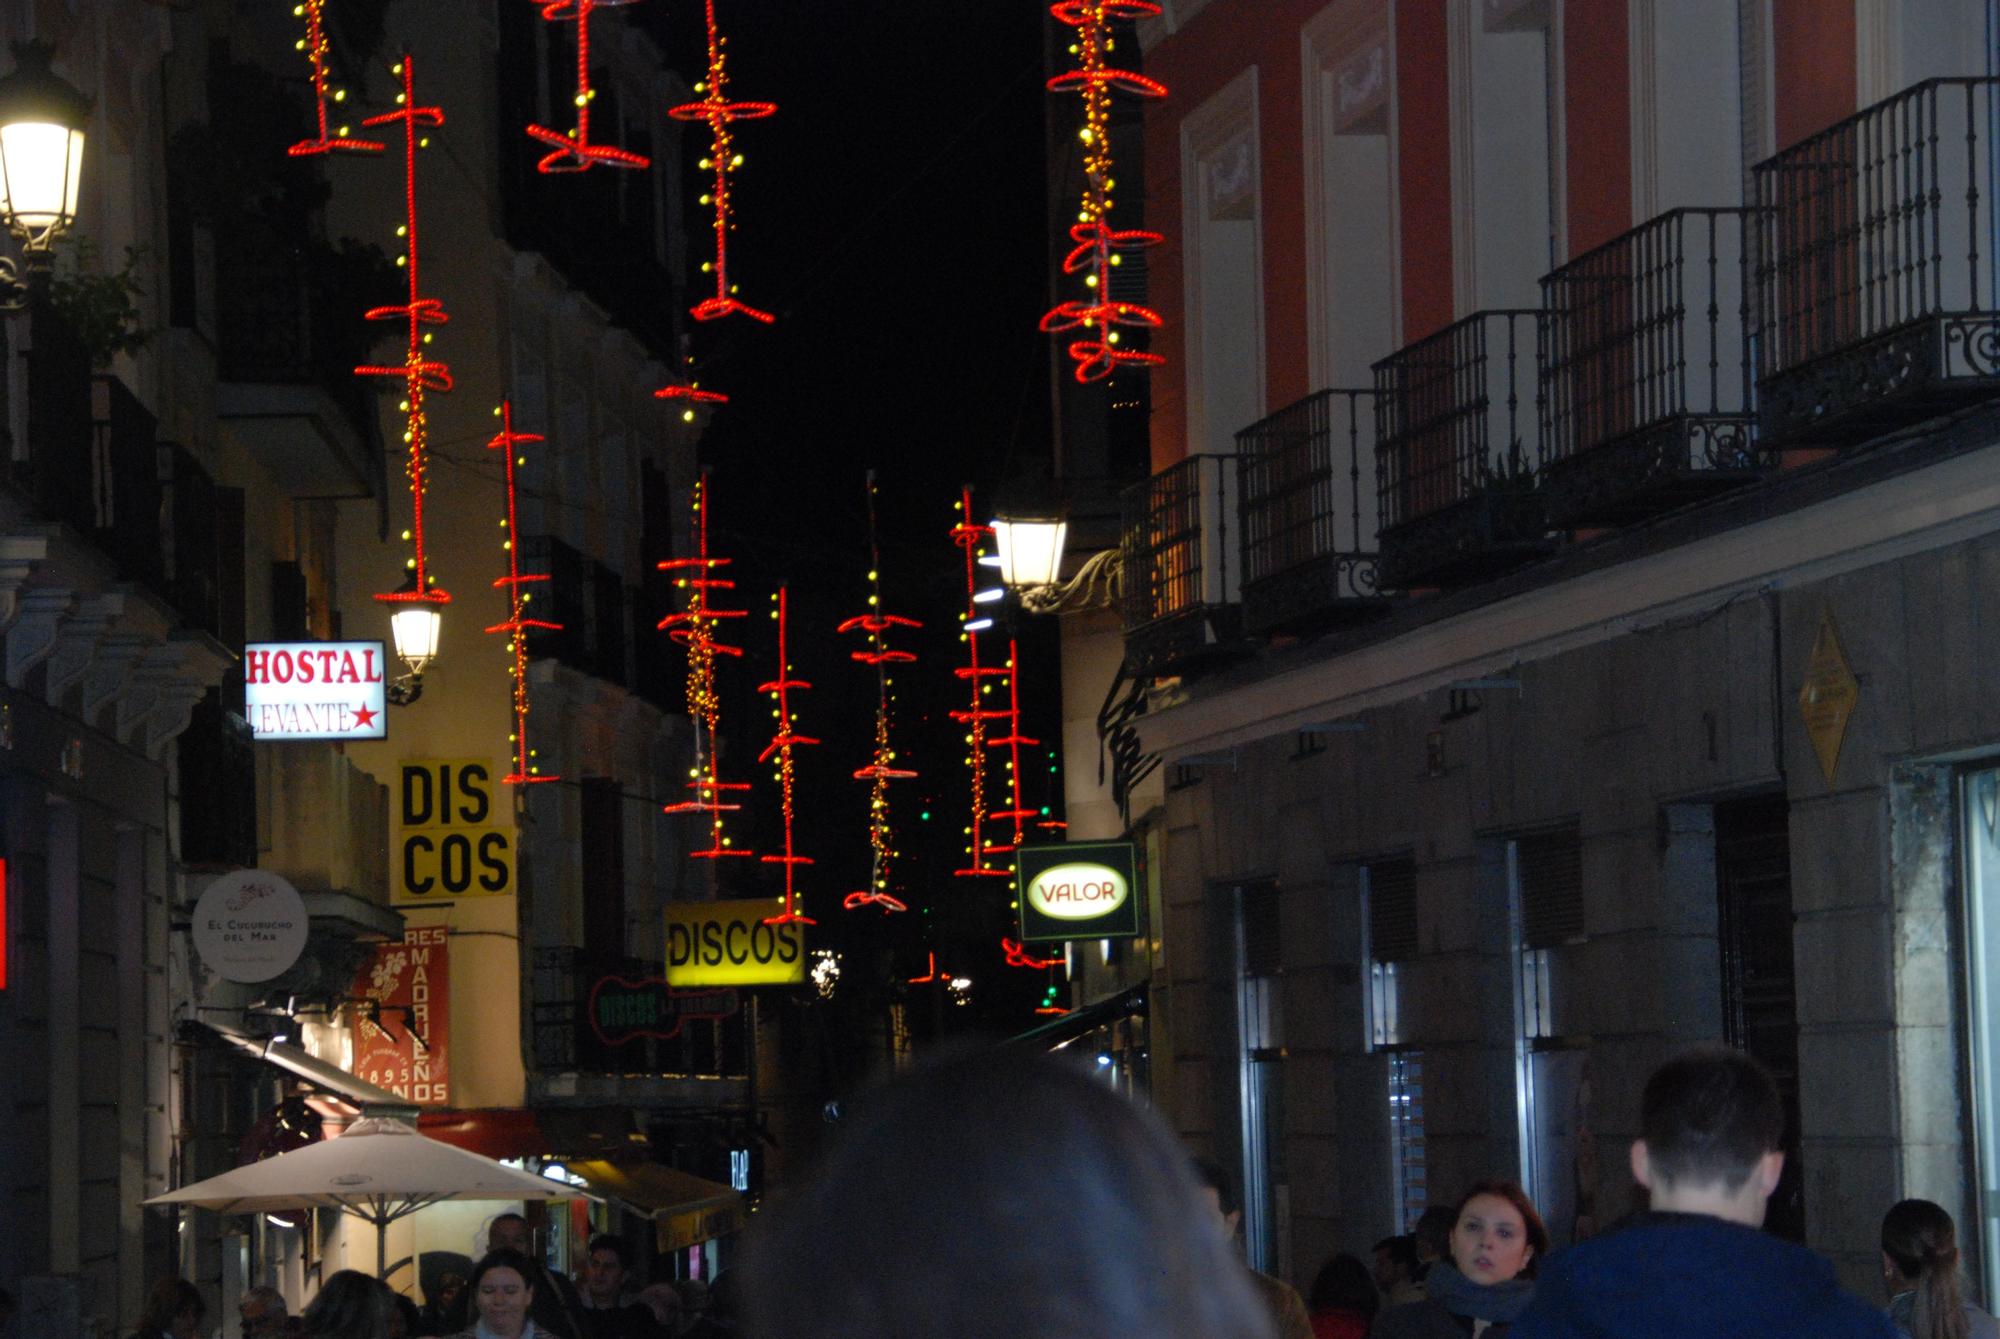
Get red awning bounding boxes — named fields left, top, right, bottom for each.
left=418, top=1107, right=649, bottom=1161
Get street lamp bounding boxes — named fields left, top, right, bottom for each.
left=385, top=577, right=442, bottom=706
left=0, top=41, right=89, bottom=312
left=991, top=510, right=1119, bottom=614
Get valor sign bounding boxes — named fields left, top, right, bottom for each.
left=394, top=760, right=515, bottom=903
left=192, top=869, right=310, bottom=982
left=245, top=641, right=388, bottom=741
left=666, top=899, right=806, bottom=987
left=1015, top=841, right=1142, bottom=944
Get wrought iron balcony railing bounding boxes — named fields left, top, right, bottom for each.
left=1540, top=208, right=1763, bottom=525
left=1752, top=77, right=2000, bottom=444
left=1374, top=310, right=1551, bottom=588
left=1236, top=389, right=1386, bottom=635
left=1119, top=454, right=1245, bottom=676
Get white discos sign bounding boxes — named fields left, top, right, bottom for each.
left=193, top=870, right=310, bottom=983
left=245, top=641, right=388, bottom=741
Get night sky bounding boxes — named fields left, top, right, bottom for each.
left=633, top=1, right=1069, bottom=1041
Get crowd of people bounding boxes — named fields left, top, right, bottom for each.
left=126, top=1044, right=1996, bottom=1339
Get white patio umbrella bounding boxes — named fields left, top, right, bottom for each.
left=144, top=1116, right=590, bottom=1278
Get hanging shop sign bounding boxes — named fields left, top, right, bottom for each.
left=351, top=924, right=451, bottom=1106
left=192, top=869, right=310, bottom=982
left=394, top=760, right=514, bottom=903
left=1016, top=840, right=1142, bottom=944
left=666, top=899, right=806, bottom=987
left=1799, top=605, right=1859, bottom=787
left=588, top=976, right=739, bottom=1046
left=245, top=641, right=388, bottom=741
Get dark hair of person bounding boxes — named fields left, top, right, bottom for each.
left=467, top=1249, right=540, bottom=1303
left=1452, top=1181, right=1550, bottom=1280
left=1188, top=1155, right=1241, bottom=1218
left=1308, top=1254, right=1380, bottom=1318
left=389, top=1293, right=421, bottom=1339
left=740, top=1047, right=1275, bottom=1339
left=1413, top=1205, right=1457, bottom=1262
left=1373, top=1235, right=1420, bottom=1273
left=300, top=1270, right=394, bottom=1339
left=1640, top=1045, right=1785, bottom=1190
left=1883, top=1199, right=1970, bottom=1339
left=586, top=1234, right=632, bottom=1271
left=140, top=1278, right=205, bottom=1334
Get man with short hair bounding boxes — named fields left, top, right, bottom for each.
left=1373, top=1235, right=1425, bottom=1307
left=1191, top=1157, right=1313, bottom=1339
left=576, top=1235, right=662, bottom=1339
left=487, top=1212, right=586, bottom=1339
left=1513, top=1046, right=1894, bottom=1339
left=238, top=1285, right=288, bottom=1339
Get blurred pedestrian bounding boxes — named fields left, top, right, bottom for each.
left=1512, top=1045, right=1892, bottom=1339
left=389, top=1295, right=422, bottom=1339
left=133, top=1279, right=205, bottom=1339
left=240, top=1287, right=290, bottom=1339
left=1411, top=1208, right=1455, bottom=1281
left=678, top=1274, right=735, bottom=1339
left=1308, top=1253, right=1380, bottom=1339
left=299, top=1272, right=393, bottom=1339
left=443, top=1249, right=550, bottom=1339
left=740, top=1046, right=1274, bottom=1339
left=633, top=1285, right=681, bottom=1337
left=1881, top=1199, right=1999, bottom=1339
left=1191, top=1157, right=1313, bottom=1339
left=418, top=1274, right=465, bottom=1337
left=575, top=1235, right=660, bottom=1339
left=487, top=1215, right=582, bottom=1339
left=1374, top=1182, right=1546, bottom=1339
left=1373, top=1237, right=1424, bottom=1307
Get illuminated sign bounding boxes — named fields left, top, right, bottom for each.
left=352, top=925, right=451, bottom=1106
left=1016, top=841, right=1142, bottom=944
left=245, top=641, right=388, bottom=740
left=394, top=760, right=514, bottom=903
left=666, top=899, right=806, bottom=987
left=191, top=869, right=310, bottom=982
left=588, top=976, right=738, bottom=1045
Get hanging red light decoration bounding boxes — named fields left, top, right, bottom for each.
left=983, top=640, right=1041, bottom=859
left=671, top=0, right=777, bottom=324
left=838, top=476, right=920, bottom=913
left=358, top=55, right=452, bottom=615
left=1001, top=937, right=1062, bottom=971
left=485, top=401, right=561, bottom=785
left=759, top=585, right=817, bottom=926
left=526, top=0, right=653, bottom=172
left=1040, top=0, right=1168, bottom=383
left=287, top=0, right=384, bottom=156
left=659, top=475, right=754, bottom=858
left=950, top=490, right=1010, bottom=880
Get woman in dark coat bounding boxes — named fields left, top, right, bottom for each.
left=1374, top=1182, right=1549, bottom=1339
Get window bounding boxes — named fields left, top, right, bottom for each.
left=1236, top=881, right=1286, bottom=1275
left=1182, top=69, right=1264, bottom=457
left=1362, top=855, right=1424, bottom=1232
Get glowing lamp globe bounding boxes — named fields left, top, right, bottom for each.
left=389, top=604, right=442, bottom=676
left=991, top=516, right=1068, bottom=591
left=0, top=42, right=89, bottom=248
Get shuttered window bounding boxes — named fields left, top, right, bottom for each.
left=1367, top=856, right=1419, bottom=962
left=1516, top=826, right=1585, bottom=948
left=1241, top=881, right=1283, bottom=978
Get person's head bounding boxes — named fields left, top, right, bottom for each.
left=1188, top=1156, right=1243, bottom=1244
left=468, top=1249, right=538, bottom=1339
left=742, top=1047, right=1275, bottom=1339
left=584, top=1234, right=632, bottom=1306
left=488, top=1213, right=533, bottom=1256
left=1449, top=1182, right=1548, bottom=1286
left=388, top=1294, right=421, bottom=1339
left=637, top=1283, right=683, bottom=1332
left=430, top=1273, right=465, bottom=1311
left=1412, top=1205, right=1456, bottom=1266
left=141, top=1278, right=205, bottom=1339
left=1371, top=1235, right=1420, bottom=1292
left=1308, top=1254, right=1380, bottom=1318
left=1882, top=1199, right=1968, bottom=1339
left=1630, top=1046, right=1786, bottom=1226
left=300, top=1271, right=394, bottom=1339
left=239, top=1286, right=288, bottom=1339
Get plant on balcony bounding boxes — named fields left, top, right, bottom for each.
left=47, top=239, right=150, bottom=368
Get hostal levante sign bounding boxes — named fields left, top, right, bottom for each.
left=1015, top=840, right=1142, bottom=944
left=245, top=641, right=387, bottom=741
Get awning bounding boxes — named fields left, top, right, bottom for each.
left=1006, top=981, right=1148, bottom=1051
left=569, top=1159, right=745, bottom=1253
left=191, top=1020, right=416, bottom=1117
left=417, top=1107, right=650, bottom=1162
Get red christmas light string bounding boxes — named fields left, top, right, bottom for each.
left=759, top=585, right=818, bottom=926
left=670, top=0, right=777, bottom=324
left=838, top=475, right=920, bottom=913
left=659, top=475, right=754, bottom=858
left=950, top=489, right=1010, bottom=879
left=485, top=401, right=562, bottom=785
left=1040, top=0, right=1169, bottom=382
left=526, top=0, right=653, bottom=172
left=1002, top=938, right=1062, bottom=971
left=984, top=640, right=1041, bottom=857
left=288, top=0, right=384, bottom=156
left=358, top=56, right=452, bottom=612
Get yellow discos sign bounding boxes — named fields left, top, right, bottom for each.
left=666, top=899, right=806, bottom=987
left=395, top=760, right=515, bottom=903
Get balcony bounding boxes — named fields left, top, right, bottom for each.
left=1374, top=310, right=1551, bottom=588
left=1752, top=77, right=2000, bottom=446
left=180, top=688, right=256, bottom=869
left=1235, top=389, right=1387, bottom=636
left=1540, top=209, right=1762, bottom=525
left=520, top=535, right=634, bottom=688
left=261, top=745, right=392, bottom=907
left=1119, top=454, right=1245, bottom=677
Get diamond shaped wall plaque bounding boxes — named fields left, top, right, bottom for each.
left=1798, top=606, right=1859, bottom=787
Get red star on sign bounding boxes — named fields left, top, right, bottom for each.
left=352, top=703, right=379, bottom=731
